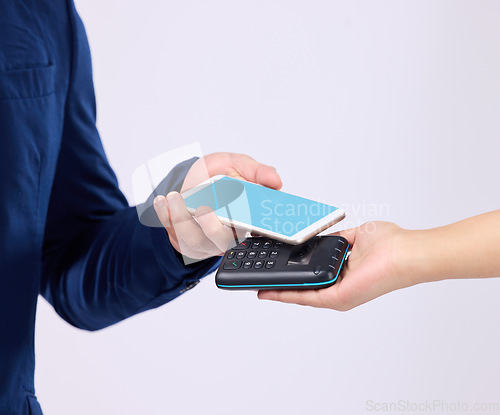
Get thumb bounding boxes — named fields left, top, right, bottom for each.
left=329, top=226, right=358, bottom=247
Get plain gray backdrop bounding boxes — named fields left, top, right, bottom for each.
left=35, top=1, right=500, bottom=414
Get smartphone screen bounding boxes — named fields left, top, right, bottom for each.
left=183, top=176, right=340, bottom=238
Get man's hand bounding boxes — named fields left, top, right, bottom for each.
left=258, top=222, right=415, bottom=311
left=153, top=153, right=282, bottom=260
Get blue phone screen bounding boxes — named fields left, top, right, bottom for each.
left=183, top=176, right=338, bottom=237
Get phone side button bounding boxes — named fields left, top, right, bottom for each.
left=223, top=260, right=242, bottom=270
left=314, top=266, right=321, bottom=275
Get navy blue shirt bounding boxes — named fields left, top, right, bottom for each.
left=0, top=1, right=219, bottom=413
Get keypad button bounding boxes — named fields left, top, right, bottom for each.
left=265, top=260, right=276, bottom=269
left=243, top=260, right=253, bottom=269
left=314, top=266, right=321, bottom=275
left=254, top=260, right=264, bottom=269
left=262, top=241, right=272, bottom=249
left=251, top=241, right=261, bottom=249
left=247, top=251, right=257, bottom=259
left=273, top=241, right=284, bottom=248
left=236, top=251, right=246, bottom=259
left=269, top=251, right=279, bottom=258
left=233, top=241, right=250, bottom=250
left=227, top=251, right=236, bottom=259
left=258, top=251, right=268, bottom=258
left=223, top=260, right=242, bottom=270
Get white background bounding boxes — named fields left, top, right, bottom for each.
left=35, top=1, right=500, bottom=414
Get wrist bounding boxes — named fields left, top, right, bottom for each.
left=393, top=228, right=441, bottom=287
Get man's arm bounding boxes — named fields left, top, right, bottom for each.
left=41, top=151, right=220, bottom=330
left=40, top=10, right=282, bottom=330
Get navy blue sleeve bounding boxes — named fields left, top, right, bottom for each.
left=40, top=11, right=220, bottom=331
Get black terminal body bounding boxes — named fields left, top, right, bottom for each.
left=216, top=236, right=349, bottom=290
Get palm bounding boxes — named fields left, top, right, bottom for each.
left=258, top=222, right=410, bottom=310
left=327, top=222, right=402, bottom=310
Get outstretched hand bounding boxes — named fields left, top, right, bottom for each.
left=258, top=222, right=417, bottom=310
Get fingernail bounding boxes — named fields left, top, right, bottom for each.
left=154, top=195, right=166, bottom=209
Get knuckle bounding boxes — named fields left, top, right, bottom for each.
left=197, top=215, right=225, bottom=240
left=202, top=221, right=222, bottom=239
left=168, top=208, right=185, bottom=223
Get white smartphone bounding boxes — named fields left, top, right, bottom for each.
left=181, top=175, right=345, bottom=245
